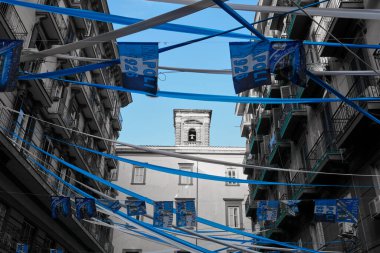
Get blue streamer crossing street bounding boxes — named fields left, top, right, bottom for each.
left=0, top=0, right=379, bottom=253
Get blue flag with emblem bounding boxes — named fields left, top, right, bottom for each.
left=99, top=199, right=121, bottom=212
left=125, top=200, right=147, bottom=216
left=16, top=243, right=28, bottom=253
left=153, top=201, right=173, bottom=228
left=118, top=42, right=159, bottom=95
left=336, top=198, right=359, bottom=223
left=176, top=200, right=196, bottom=228
left=269, top=41, right=306, bottom=86
left=0, top=39, right=22, bottom=92
left=51, top=196, right=71, bottom=219
left=257, top=200, right=279, bottom=221
left=229, top=41, right=271, bottom=94
left=75, top=197, right=96, bottom=220
left=314, top=199, right=337, bottom=222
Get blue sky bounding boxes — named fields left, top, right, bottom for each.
left=108, top=0, right=257, bottom=147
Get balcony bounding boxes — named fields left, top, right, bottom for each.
left=315, top=0, right=364, bottom=57
left=279, top=102, right=307, bottom=140
left=267, top=131, right=291, bottom=166
left=240, top=113, right=253, bottom=138
left=0, top=3, right=27, bottom=40
left=243, top=156, right=258, bottom=175
left=255, top=110, right=272, bottom=135
left=332, top=76, right=380, bottom=148
left=286, top=0, right=320, bottom=40
left=245, top=194, right=256, bottom=218
left=304, top=131, right=345, bottom=184
left=262, top=84, right=281, bottom=110
left=37, top=0, right=69, bottom=42
left=111, top=109, right=123, bottom=131
left=249, top=134, right=263, bottom=155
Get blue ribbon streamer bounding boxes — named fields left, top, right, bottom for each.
left=0, top=0, right=251, bottom=40
left=307, top=71, right=380, bottom=125
left=44, top=77, right=380, bottom=105
left=29, top=157, right=213, bottom=253
left=48, top=135, right=373, bottom=189
left=22, top=134, right=321, bottom=253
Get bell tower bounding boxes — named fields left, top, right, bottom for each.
left=173, top=109, right=212, bottom=146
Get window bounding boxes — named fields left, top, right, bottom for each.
left=227, top=206, right=240, bottom=228
left=132, top=166, right=145, bottom=184
left=226, top=168, right=239, bottom=186
left=225, top=199, right=243, bottom=229
left=188, top=128, right=196, bottom=142
left=178, top=163, right=193, bottom=185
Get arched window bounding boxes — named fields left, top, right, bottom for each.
left=188, top=128, right=196, bottom=142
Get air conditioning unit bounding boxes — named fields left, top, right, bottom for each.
left=338, top=222, right=356, bottom=238
left=369, top=196, right=380, bottom=219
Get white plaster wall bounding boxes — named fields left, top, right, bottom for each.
left=112, top=148, right=250, bottom=253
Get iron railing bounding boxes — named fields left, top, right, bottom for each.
left=0, top=3, right=28, bottom=41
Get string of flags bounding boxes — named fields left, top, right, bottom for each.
left=256, top=198, right=359, bottom=224
left=16, top=242, right=65, bottom=253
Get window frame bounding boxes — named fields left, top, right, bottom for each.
left=224, top=199, right=243, bottom=229
left=225, top=167, right=239, bottom=186
left=178, top=163, right=193, bottom=185
left=131, top=166, right=146, bottom=185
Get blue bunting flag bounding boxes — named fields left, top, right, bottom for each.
left=75, top=197, right=96, bottom=220
left=0, top=39, right=22, bottom=92
left=229, top=41, right=271, bottom=94
left=16, top=243, right=28, bottom=253
left=314, top=199, right=337, bottom=222
left=118, top=42, right=159, bottom=95
left=50, top=196, right=71, bottom=219
left=125, top=200, right=147, bottom=216
left=176, top=200, right=196, bottom=228
left=153, top=201, right=173, bottom=228
left=257, top=200, right=279, bottom=221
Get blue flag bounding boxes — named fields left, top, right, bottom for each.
left=0, top=39, right=22, bottom=92
left=99, top=199, right=121, bottom=212
left=269, top=41, right=306, bottom=86
left=50, top=249, right=63, bottom=253
left=176, top=200, right=196, bottom=228
left=257, top=200, right=279, bottom=221
left=51, top=196, right=71, bottom=219
left=125, top=200, right=147, bottom=216
left=118, top=42, right=159, bottom=95
left=16, top=243, right=28, bottom=253
left=229, top=41, right=271, bottom=94
left=336, top=198, right=359, bottom=223
left=153, top=201, right=173, bottom=228
left=314, top=199, right=337, bottom=222
left=75, top=197, right=96, bottom=220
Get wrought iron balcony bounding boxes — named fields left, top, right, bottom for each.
left=255, top=110, right=272, bottom=135
left=0, top=3, right=27, bottom=40
left=267, top=130, right=290, bottom=166
left=279, top=99, right=307, bottom=140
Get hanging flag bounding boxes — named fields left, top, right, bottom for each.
left=314, top=199, right=337, bottom=222
left=118, top=42, right=159, bottom=95
left=99, top=199, right=121, bottom=212
left=176, top=200, right=196, bottom=228
left=269, top=41, right=306, bottom=87
left=50, top=196, right=71, bottom=219
left=153, top=201, right=173, bottom=228
left=280, top=200, right=300, bottom=216
left=16, top=243, right=28, bottom=253
left=336, top=198, right=359, bottom=223
left=229, top=41, right=271, bottom=94
left=0, top=39, right=23, bottom=92
left=75, top=197, right=96, bottom=220
left=257, top=200, right=279, bottom=221
left=125, top=200, right=147, bottom=216
left=50, top=249, right=63, bottom=253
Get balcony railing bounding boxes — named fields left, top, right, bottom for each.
left=332, top=76, right=380, bottom=142
left=0, top=3, right=27, bottom=41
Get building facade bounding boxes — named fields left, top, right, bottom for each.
left=113, top=109, right=250, bottom=253
left=238, top=0, right=380, bottom=252
left=0, top=1, right=131, bottom=252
